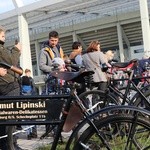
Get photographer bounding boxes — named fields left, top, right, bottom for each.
left=0, top=26, right=22, bottom=150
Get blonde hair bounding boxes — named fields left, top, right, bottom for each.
left=142, top=53, right=149, bottom=59
left=105, top=50, right=114, bottom=61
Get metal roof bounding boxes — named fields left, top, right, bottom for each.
left=0, top=0, right=146, bottom=40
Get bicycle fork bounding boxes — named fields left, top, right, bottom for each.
left=74, top=92, right=112, bottom=150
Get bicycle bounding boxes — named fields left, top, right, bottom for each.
left=107, top=59, right=150, bottom=108
left=63, top=59, right=150, bottom=112
left=45, top=69, right=150, bottom=150
left=0, top=63, right=149, bottom=150
left=85, top=59, right=150, bottom=108
left=76, top=60, right=149, bottom=121
left=40, top=65, right=118, bottom=139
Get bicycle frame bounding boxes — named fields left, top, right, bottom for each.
left=108, top=68, right=150, bottom=106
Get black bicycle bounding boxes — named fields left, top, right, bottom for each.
left=0, top=62, right=149, bottom=150
left=83, top=59, right=150, bottom=111
left=107, top=60, right=150, bottom=108
left=42, top=69, right=150, bottom=150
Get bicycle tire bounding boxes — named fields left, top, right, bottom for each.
left=79, top=90, right=119, bottom=113
left=73, top=113, right=150, bottom=150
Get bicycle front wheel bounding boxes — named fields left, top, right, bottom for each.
left=73, top=113, right=150, bottom=150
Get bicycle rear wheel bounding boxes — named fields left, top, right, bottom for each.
left=73, top=112, right=150, bottom=150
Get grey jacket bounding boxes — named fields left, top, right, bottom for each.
left=39, top=48, right=54, bottom=73
left=39, top=41, right=64, bottom=74
left=82, top=51, right=107, bottom=82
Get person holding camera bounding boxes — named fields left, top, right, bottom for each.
left=0, top=26, right=22, bottom=150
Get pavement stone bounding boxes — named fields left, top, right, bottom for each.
left=17, top=125, right=72, bottom=150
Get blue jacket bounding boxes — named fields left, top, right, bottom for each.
left=139, top=58, right=150, bottom=72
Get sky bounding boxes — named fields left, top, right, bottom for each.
left=0, top=0, right=41, bottom=14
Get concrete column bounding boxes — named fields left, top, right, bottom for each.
left=18, top=14, right=33, bottom=76
left=122, top=27, right=131, bottom=60
left=139, top=0, right=150, bottom=56
left=72, top=31, right=78, bottom=42
left=77, top=35, right=87, bottom=50
left=117, top=22, right=125, bottom=62
left=35, top=40, right=41, bottom=76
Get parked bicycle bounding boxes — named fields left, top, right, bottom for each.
left=40, top=62, right=118, bottom=138
left=107, top=59, right=150, bottom=108
left=82, top=59, right=150, bottom=112
left=0, top=62, right=149, bottom=150
left=46, top=69, right=150, bottom=150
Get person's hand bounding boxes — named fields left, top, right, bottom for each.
left=0, top=68, right=7, bottom=76
left=106, top=63, right=111, bottom=68
left=15, top=42, right=22, bottom=53
left=58, top=64, right=66, bottom=71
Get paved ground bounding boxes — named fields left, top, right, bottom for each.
left=17, top=125, right=72, bottom=150
left=18, top=136, right=53, bottom=150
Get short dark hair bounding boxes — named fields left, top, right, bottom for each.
left=72, top=41, right=81, bottom=49
left=25, top=69, right=31, bottom=73
left=49, top=31, right=59, bottom=39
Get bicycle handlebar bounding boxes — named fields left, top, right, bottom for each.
left=68, top=63, right=85, bottom=69
left=0, top=62, right=23, bottom=75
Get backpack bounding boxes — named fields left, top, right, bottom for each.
left=20, top=76, right=33, bottom=94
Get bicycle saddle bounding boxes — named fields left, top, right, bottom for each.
left=50, top=69, right=94, bottom=83
left=112, top=59, right=138, bottom=68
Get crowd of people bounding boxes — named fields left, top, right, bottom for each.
left=0, top=26, right=149, bottom=149
left=38, top=31, right=114, bottom=93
